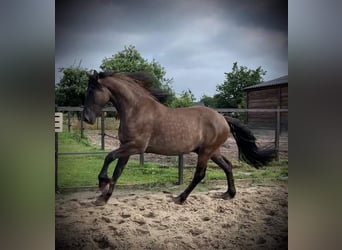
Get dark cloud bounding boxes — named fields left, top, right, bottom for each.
left=223, top=0, right=288, bottom=31
left=56, top=0, right=288, bottom=99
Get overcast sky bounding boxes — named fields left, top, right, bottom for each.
left=56, top=0, right=287, bottom=100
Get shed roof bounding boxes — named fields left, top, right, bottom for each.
left=244, top=75, right=288, bottom=90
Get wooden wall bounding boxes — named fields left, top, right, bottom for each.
left=280, top=86, right=288, bottom=131
left=247, top=85, right=288, bottom=130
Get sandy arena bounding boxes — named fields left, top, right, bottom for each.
left=56, top=181, right=287, bottom=249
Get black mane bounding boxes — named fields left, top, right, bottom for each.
left=98, top=71, right=116, bottom=78
left=98, top=71, right=171, bottom=103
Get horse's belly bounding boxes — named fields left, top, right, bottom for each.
left=146, top=136, right=199, bottom=155
left=145, top=147, right=191, bottom=156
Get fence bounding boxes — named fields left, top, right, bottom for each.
left=55, top=106, right=288, bottom=191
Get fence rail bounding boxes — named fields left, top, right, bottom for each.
left=216, top=108, right=288, bottom=113
left=55, top=106, right=288, bottom=192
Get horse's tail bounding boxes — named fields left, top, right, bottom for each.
left=225, top=116, right=276, bottom=168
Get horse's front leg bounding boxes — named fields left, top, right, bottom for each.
left=95, top=156, right=130, bottom=206
left=97, top=149, right=119, bottom=194
left=95, top=142, right=143, bottom=205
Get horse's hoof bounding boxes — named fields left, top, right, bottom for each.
left=222, top=193, right=233, bottom=200
left=222, top=191, right=236, bottom=200
left=93, top=196, right=107, bottom=206
left=172, top=196, right=185, bottom=205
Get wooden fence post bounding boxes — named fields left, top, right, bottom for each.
left=178, top=154, right=184, bottom=185
left=55, top=131, right=59, bottom=192
left=67, top=112, right=71, bottom=132
left=80, top=111, right=84, bottom=138
left=54, top=111, right=63, bottom=193
left=275, top=106, right=280, bottom=161
left=101, top=112, right=105, bottom=150
left=140, top=153, right=144, bottom=166
left=238, top=116, right=242, bottom=161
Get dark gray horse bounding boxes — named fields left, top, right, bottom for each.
left=83, top=70, right=274, bottom=205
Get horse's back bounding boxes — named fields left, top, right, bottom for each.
left=146, top=105, right=229, bottom=155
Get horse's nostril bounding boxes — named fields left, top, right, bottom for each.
left=83, top=111, right=95, bottom=124
left=83, top=113, right=89, bottom=123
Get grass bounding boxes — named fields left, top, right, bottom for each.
left=57, top=131, right=288, bottom=189
left=58, top=131, right=100, bottom=152
left=63, top=115, right=119, bottom=131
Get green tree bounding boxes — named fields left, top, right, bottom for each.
left=169, top=89, right=195, bottom=108
left=55, top=67, right=88, bottom=106
left=216, top=62, right=266, bottom=108
left=100, top=45, right=173, bottom=91
left=200, top=94, right=218, bottom=108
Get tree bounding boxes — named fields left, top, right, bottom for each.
left=100, top=45, right=173, bottom=91
left=216, top=62, right=266, bottom=108
left=169, top=89, right=195, bottom=108
left=55, top=45, right=176, bottom=107
left=200, top=94, right=218, bottom=108
left=55, top=67, right=88, bottom=106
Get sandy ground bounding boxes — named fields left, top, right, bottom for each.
left=56, top=181, right=288, bottom=249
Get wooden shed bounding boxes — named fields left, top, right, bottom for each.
left=244, top=75, right=288, bottom=130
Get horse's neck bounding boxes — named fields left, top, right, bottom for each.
left=106, top=80, right=161, bottom=121
left=109, top=90, right=140, bottom=121
left=110, top=92, right=163, bottom=123
left=109, top=96, right=127, bottom=121
left=106, top=83, right=131, bottom=117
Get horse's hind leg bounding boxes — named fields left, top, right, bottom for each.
left=211, top=153, right=236, bottom=199
left=174, top=154, right=209, bottom=204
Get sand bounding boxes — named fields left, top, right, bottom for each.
left=56, top=182, right=287, bottom=249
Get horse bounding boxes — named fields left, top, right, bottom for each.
left=83, top=70, right=275, bottom=205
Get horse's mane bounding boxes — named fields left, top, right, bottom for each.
left=98, top=71, right=170, bottom=103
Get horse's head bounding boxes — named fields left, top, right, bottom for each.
left=83, top=70, right=110, bottom=124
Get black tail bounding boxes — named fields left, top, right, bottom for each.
left=226, top=117, right=275, bottom=168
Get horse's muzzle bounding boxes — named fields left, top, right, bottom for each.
left=83, top=109, right=96, bottom=124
